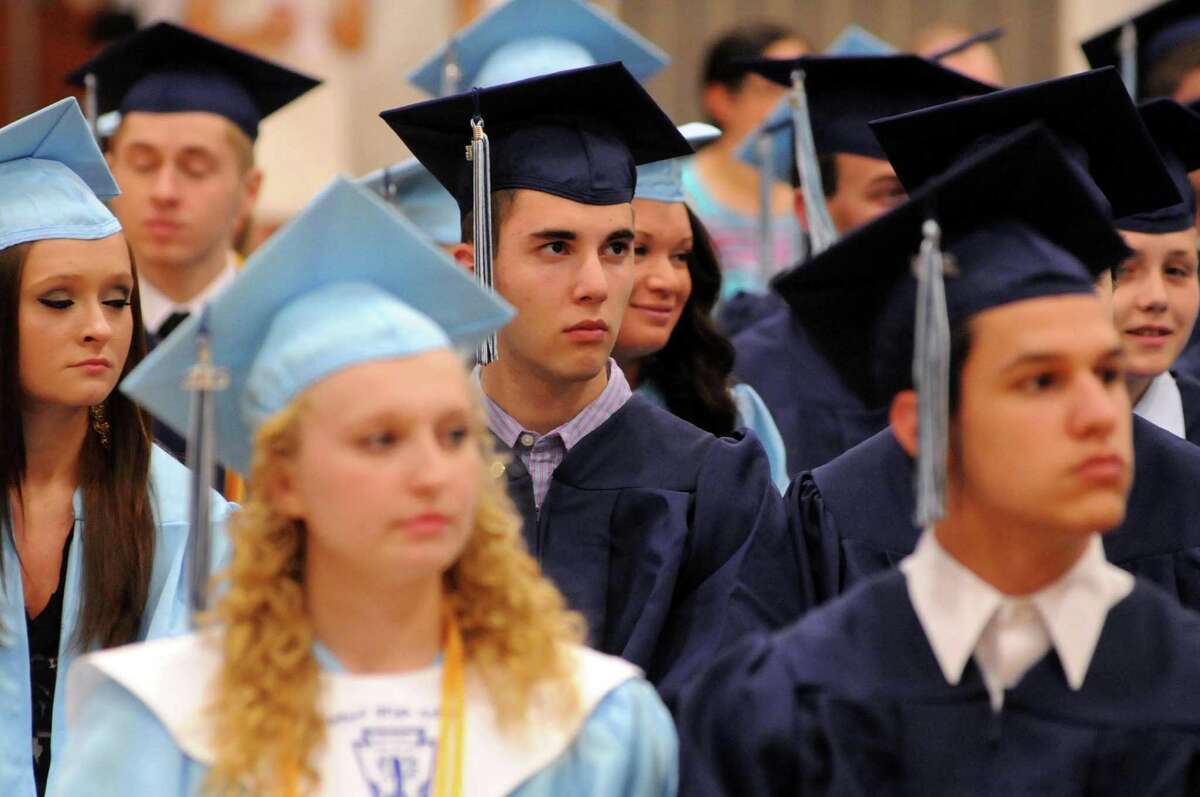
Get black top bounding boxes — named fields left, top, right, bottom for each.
left=26, top=530, right=73, bottom=797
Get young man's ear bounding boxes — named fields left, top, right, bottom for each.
left=889, top=389, right=919, bottom=458
left=451, top=243, right=475, bottom=274
left=701, top=83, right=733, bottom=128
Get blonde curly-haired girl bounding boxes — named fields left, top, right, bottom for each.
left=49, top=178, right=677, bottom=797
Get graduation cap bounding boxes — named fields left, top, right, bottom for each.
left=65, top=21, right=320, bottom=141
left=737, top=54, right=995, bottom=254
left=869, top=67, right=1182, bottom=221
left=408, top=0, right=668, bottom=96
left=357, top=158, right=462, bottom=246
left=382, top=62, right=689, bottom=363
left=1116, top=98, right=1200, bottom=233
left=778, top=125, right=1129, bottom=525
left=634, top=122, right=720, bottom=204
left=825, top=25, right=897, bottom=57
left=0, top=97, right=121, bottom=250
left=120, top=176, right=513, bottom=476
left=1082, top=0, right=1200, bottom=98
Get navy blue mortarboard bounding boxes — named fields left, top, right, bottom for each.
left=736, top=55, right=995, bottom=183
left=121, top=177, right=512, bottom=475
left=635, top=123, right=720, bottom=204
left=869, top=67, right=1182, bottom=221
left=1117, top=98, right=1200, bottom=232
left=381, top=62, right=692, bottom=216
left=0, top=97, right=121, bottom=249
left=1082, top=0, right=1200, bottom=98
left=736, top=54, right=994, bottom=254
left=66, top=21, right=320, bottom=141
left=778, top=124, right=1129, bottom=408
left=781, top=124, right=1129, bottom=525
left=408, top=0, right=668, bottom=96
left=357, top=159, right=462, bottom=246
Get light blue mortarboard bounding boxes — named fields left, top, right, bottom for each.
left=120, top=176, right=513, bottom=475
left=357, top=159, right=462, bottom=246
left=825, top=25, right=898, bottom=57
left=634, top=122, right=721, bottom=204
left=0, top=97, right=121, bottom=250
left=408, top=0, right=668, bottom=96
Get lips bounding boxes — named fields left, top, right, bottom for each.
left=565, top=320, right=609, bottom=332
left=1126, top=325, right=1173, bottom=338
left=71, top=357, right=111, bottom=369
left=400, top=513, right=450, bottom=536
left=145, top=219, right=183, bottom=240
left=1074, top=453, right=1127, bottom=484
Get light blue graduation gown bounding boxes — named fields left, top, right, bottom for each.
left=50, top=636, right=678, bottom=796
left=636, top=382, right=790, bottom=493
left=1, top=445, right=231, bottom=796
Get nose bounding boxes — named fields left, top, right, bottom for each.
left=640, top=252, right=682, bottom=299
left=573, top=248, right=612, bottom=306
left=1134, top=267, right=1168, bottom=314
left=150, top=164, right=181, bottom=205
left=80, top=299, right=114, bottom=347
left=1068, top=371, right=1123, bottom=440
left=407, top=430, right=454, bottom=494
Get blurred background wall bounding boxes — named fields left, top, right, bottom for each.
left=0, top=0, right=1161, bottom=222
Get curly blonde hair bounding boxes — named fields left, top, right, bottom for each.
left=202, top=392, right=585, bottom=796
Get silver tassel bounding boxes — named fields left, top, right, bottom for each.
left=1118, top=22, right=1138, bottom=98
left=789, top=69, right=837, bottom=255
left=912, top=219, right=951, bottom=529
left=755, top=134, right=775, bottom=286
left=83, top=72, right=99, bottom=140
left=441, top=40, right=462, bottom=97
left=469, top=115, right=498, bottom=364
left=184, top=306, right=229, bottom=618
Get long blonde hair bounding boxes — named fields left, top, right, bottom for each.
left=203, top=392, right=585, bottom=796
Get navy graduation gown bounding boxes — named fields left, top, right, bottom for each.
left=714, top=290, right=785, bottom=338
left=1174, top=369, right=1200, bottom=446
left=494, top=394, right=809, bottom=703
left=732, top=307, right=888, bottom=478
left=678, top=570, right=1200, bottom=797
left=793, top=415, right=1200, bottom=608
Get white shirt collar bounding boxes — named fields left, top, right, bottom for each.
left=138, top=252, right=239, bottom=334
left=901, top=530, right=1133, bottom=706
left=1133, top=371, right=1186, bottom=439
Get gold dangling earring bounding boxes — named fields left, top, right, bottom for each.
left=89, top=403, right=111, bottom=449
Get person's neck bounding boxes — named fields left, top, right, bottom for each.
left=615, top=356, right=641, bottom=389
left=306, top=559, right=444, bottom=674
left=138, top=245, right=230, bottom=305
left=695, top=139, right=762, bottom=194
left=934, top=499, right=1091, bottom=596
left=1125, top=372, right=1156, bottom=407
left=480, top=356, right=609, bottom=435
left=21, top=402, right=87, bottom=490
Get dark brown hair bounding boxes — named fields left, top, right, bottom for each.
left=636, top=207, right=739, bottom=435
left=0, top=240, right=156, bottom=650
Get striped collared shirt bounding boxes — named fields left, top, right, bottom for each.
left=477, top=360, right=632, bottom=510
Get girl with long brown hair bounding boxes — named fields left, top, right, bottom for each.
left=53, top=178, right=676, bottom=797
left=0, top=99, right=232, bottom=797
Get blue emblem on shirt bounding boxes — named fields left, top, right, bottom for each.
left=352, top=726, right=437, bottom=797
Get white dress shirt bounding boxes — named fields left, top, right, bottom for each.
left=138, top=252, right=239, bottom=335
left=1133, top=371, right=1186, bottom=439
left=901, top=530, right=1133, bottom=711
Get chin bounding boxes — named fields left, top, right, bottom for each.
left=1055, top=494, right=1127, bottom=535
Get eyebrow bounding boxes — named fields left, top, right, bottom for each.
left=1002, top=345, right=1124, bottom=371
left=605, top=228, right=635, bottom=243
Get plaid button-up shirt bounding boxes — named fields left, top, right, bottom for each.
left=477, top=360, right=632, bottom=510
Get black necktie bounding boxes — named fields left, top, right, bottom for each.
left=157, top=311, right=190, bottom=340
